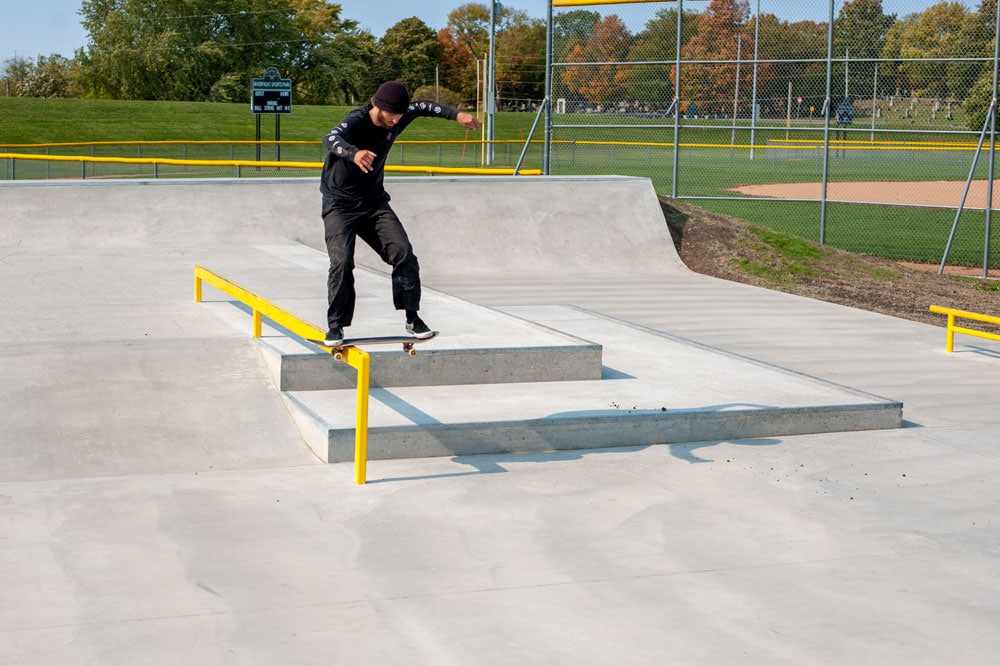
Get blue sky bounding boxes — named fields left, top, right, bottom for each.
left=4, top=1, right=967, bottom=64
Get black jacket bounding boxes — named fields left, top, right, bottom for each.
left=320, top=101, right=459, bottom=210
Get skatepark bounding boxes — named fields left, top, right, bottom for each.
left=2, top=175, right=999, bottom=663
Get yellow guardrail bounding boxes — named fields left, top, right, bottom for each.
left=0, top=152, right=540, bottom=177
left=194, top=264, right=372, bottom=484
left=929, top=305, right=1000, bottom=352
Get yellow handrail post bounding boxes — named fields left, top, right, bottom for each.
left=194, top=264, right=375, bottom=484
left=351, top=349, right=371, bottom=485
left=946, top=313, right=955, bottom=353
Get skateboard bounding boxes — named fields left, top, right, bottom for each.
left=306, top=331, right=438, bottom=360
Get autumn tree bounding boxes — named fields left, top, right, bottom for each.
left=497, top=10, right=546, bottom=105
left=443, top=3, right=545, bottom=108
left=447, top=2, right=492, bottom=60
left=561, top=15, right=633, bottom=107
left=551, top=10, right=600, bottom=103
left=680, top=0, right=753, bottom=115
left=437, top=27, right=477, bottom=101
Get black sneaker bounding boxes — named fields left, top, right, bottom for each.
left=324, top=326, right=344, bottom=346
left=405, top=317, right=433, bottom=339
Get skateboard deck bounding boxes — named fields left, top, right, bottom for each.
left=306, top=331, right=437, bottom=359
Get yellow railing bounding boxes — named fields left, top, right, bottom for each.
left=194, top=265, right=372, bottom=484
left=929, top=305, right=1000, bottom=352
left=0, top=151, right=540, bottom=177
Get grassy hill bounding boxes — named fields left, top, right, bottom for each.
left=0, top=97, right=541, bottom=145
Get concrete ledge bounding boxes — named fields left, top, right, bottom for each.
left=260, top=339, right=603, bottom=390
left=298, top=400, right=901, bottom=463
left=286, top=307, right=903, bottom=464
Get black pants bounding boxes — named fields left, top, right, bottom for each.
left=322, top=199, right=421, bottom=328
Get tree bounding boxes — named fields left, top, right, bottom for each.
left=835, top=0, right=896, bottom=58
left=16, top=55, right=81, bottom=98
left=437, top=27, right=478, bottom=102
left=964, top=68, right=995, bottom=130
left=553, top=9, right=601, bottom=61
left=443, top=3, right=545, bottom=108
left=881, top=2, right=966, bottom=98
left=680, top=0, right=753, bottom=116
left=369, top=17, right=443, bottom=95
left=949, top=0, right=996, bottom=101
left=497, top=10, right=546, bottom=106
left=834, top=0, right=896, bottom=98
left=286, top=0, right=375, bottom=105
left=621, top=8, right=700, bottom=111
left=960, top=0, right=998, bottom=129
left=2, top=56, right=34, bottom=97
left=561, top=15, right=633, bottom=107
left=77, top=0, right=370, bottom=102
left=447, top=2, right=491, bottom=60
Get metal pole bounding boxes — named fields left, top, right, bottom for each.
left=819, top=0, right=835, bottom=244
left=671, top=0, right=684, bottom=199
left=515, top=98, right=548, bottom=175
left=276, top=115, right=281, bottom=163
left=938, top=103, right=993, bottom=274
left=983, top=2, right=1000, bottom=277
left=749, top=0, right=760, bottom=160
left=544, top=0, right=553, bottom=174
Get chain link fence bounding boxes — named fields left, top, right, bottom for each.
left=548, top=0, right=1000, bottom=270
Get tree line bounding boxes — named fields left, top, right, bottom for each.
left=2, top=0, right=998, bottom=129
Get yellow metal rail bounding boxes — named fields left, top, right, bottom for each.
left=929, top=305, right=1000, bottom=352
left=194, top=264, right=371, bottom=484
left=1, top=152, right=540, bottom=177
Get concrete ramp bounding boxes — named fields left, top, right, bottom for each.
left=0, top=176, right=685, bottom=280
left=384, top=176, right=688, bottom=276
left=0, top=176, right=901, bottom=481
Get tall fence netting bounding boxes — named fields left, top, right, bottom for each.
left=549, top=0, right=999, bottom=268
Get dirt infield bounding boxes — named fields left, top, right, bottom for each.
left=730, top=179, right=1000, bottom=208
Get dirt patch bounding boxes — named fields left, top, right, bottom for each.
left=730, top=180, right=1000, bottom=208
left=660, top=197, right=1000, bottom=331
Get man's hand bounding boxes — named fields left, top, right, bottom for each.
left=456, top=112, right=481, bottom=131
left=353, top=149, right=377, bottom=173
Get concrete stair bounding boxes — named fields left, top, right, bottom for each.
left=270, top=304, right=901, bottom=465
left=197, top=238, right=901, bottom=469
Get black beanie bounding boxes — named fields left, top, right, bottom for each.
left=373, top=81, right=410, bottom=114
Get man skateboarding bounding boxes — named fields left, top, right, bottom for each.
left=319, top=80, right=480, bottom=346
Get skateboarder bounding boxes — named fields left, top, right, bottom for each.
left=319, top=80, right=480, bottom=346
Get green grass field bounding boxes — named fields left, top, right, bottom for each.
left=2, top=97, right=997, bottom=267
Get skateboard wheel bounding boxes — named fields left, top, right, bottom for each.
left=333, top=352, right=344, bottom=362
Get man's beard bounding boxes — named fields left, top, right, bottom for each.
left=374, top=109, right=397, bottom=129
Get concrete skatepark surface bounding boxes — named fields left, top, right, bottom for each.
left=1, top=176, right=999, bottom=664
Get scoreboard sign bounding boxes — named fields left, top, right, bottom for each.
left=251, top=67, right=291, bottom=114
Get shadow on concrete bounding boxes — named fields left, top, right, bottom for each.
left=369, top=438, right=786, bottom=483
